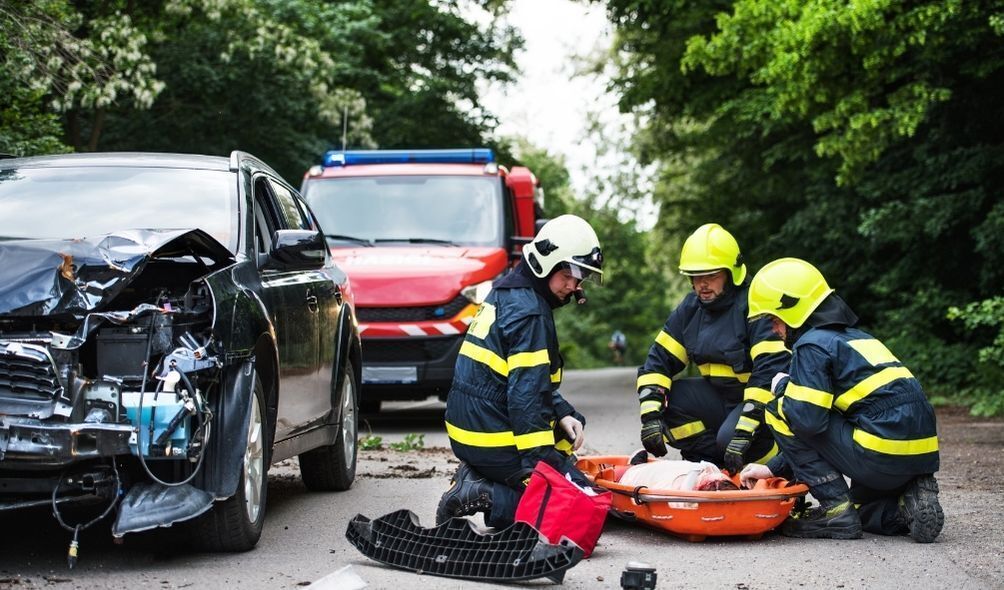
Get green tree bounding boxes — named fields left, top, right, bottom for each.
left=600, top=0, right=1004, bottom=412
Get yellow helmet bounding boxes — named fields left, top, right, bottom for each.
left=747, top=258, right=835, bottom=328
left=679, top=223, right=746, bottom=285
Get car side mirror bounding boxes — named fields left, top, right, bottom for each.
left=269, top=229, right=326, bottom=270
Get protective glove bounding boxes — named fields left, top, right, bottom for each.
left=723, top=429, right=753, bottom=475
left=640, top=415, right=670, bottom=457
left=739, top=463, right=773, bottom=489
left=559, top=414, right=585, bottom=451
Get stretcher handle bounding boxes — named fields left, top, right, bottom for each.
left=609, top=486, right=807, bottom=505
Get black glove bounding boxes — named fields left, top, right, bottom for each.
left=640, top=415, right=670, bottom=457
left=723, top=429, right=752, bottom=475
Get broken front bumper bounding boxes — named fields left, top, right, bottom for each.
left=0, top=416, right=133, bottom=466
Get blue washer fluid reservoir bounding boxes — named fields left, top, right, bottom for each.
left=121, top=391, right=190, bottom=457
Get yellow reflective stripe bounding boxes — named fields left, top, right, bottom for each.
left=752, top=441, right=779, bottom=464
left=834, top=366, right=915, bottom=411
left=777, top=396, right=788, bottom=421
left=640, top=400, right=663, bottom=415
left=508, top=349, right=550, bottom=371
left=852, top=429, right=939, bottom=456
left=555, top=438, right=573, bottom=454
left=744, top=386, right=773, bottom=404
left=445, top=421, right=516, bottom=447
left=514, top=429, right=555, bottom=450
left=637, top=373, right=672, bottom=390
left=750, top=340, right=788, bottom=360
left=459, top=341, right=509, bottom=376
left=764, top=411, right=793, bottom=437
left=848, top=339, right=899, bottom=366
left=550, top=367, right=562, bottom=383
left=785, top=383, right=834, bottom=409
left=736, top=416, right=760, bottom=433
left=655, top=331, right=688, bottom=365
left=698, top=363, right=751, bottom=383
left=669, top=420, right=705, bottom=440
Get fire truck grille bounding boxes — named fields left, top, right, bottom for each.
left=0, top=342, right=62, bottom=401
left=356, top=296, right=471, bottom=323
left=363, top=336, right=462, bottom=364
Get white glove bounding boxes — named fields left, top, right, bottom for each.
left=739, top=463, right=773, bottom=489
left=770, top=372, right=789, bottom=394
left=559, top=415, right=585, bottom=451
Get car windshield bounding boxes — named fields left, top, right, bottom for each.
left=303, top=175, right=503, bottom=247
left=0, top=166, right=236, bottom=250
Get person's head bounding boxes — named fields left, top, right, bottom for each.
left=523, top=214, right=603, bottom=301
left=747, top=257, right=835, bottom=339
left=679, top=224, right=746, bottom=303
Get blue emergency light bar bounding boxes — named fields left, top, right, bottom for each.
left=322, top=148, right=494, bottom=167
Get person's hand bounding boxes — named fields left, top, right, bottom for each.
left=739, top=463, right=773, bottom=489
left=771, top=372, right=790, bottom=394
left=559, top=415, right=585, bottom=451
left=640, top=416, right=670, bottom=457
left=723, top=430, right=752, bottom=475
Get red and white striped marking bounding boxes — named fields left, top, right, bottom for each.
left=359, top=309, right=475, bottom=337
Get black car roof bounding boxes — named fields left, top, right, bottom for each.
left=0, top=152, right=232, bottom=171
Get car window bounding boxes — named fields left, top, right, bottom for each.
left=269, top=180, right=310, bottom=230
left=0, top=165, right=236, bottom=250
left=253, top=178, right=279, bottom=255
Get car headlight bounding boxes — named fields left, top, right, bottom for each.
left=461, top=279, right=494, bottom=305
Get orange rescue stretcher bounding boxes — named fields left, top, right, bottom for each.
left=576, top=455, right=810, bottom=542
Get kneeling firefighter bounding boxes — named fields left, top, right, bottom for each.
left=741, top=258, right=943, bottom=541
left=636, top=224, right=790, bottom=473
left=436, top=214, right=603, bottom=527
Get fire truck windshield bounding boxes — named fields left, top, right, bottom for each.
left=304, top=175, right=504, bottom=247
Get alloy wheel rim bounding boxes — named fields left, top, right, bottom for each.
left=340, top=376, right=356, bottom=467
left=244, top=391, right=264, bottom=523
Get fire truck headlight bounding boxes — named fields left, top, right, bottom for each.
left=462, top=280, right=494, bottom=305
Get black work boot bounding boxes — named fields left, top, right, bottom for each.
left=781, top=499, right=863, bottom=539
left=435, top=462, right=493, bottom=525
left=898, top=474, right=944, bottom=543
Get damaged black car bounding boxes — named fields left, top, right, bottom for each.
left=0, top=152, right=361, bottom=556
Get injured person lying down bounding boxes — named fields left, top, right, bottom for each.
left=618, top=458, right=740, bottom=492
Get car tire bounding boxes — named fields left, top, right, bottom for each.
left=192, top=374, right=269, bottom=551
left=299, top=360, right=358, bottom=492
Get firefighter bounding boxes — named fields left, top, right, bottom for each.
left=740, top=258, right=943, bottom=541
left=435, top=214, right=603, bottom=527
left=636, top=223, right=790, bottom=474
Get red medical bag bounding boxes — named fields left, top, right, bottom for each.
left=514, top=461, right=612, bottom=557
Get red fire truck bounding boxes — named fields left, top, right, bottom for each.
left=301, top=149, right=540, bottom=412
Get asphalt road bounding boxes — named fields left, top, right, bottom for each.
left=0, top=368, right=1001, bottom=589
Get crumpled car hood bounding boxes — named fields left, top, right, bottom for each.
left=0, top=229, right=234, bottom=317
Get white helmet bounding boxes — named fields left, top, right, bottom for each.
left=523, top=214, right=603, bottom=282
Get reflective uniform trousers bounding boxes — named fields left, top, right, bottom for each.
left=769, top=408, right=915, bottom=535
left=662, top=377, right=777, bottom=465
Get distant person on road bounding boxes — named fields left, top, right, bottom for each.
left=609, top=329, right=627, bottom=365
left=636, top=224, right=790, bottom=475
left=740, top=258, right=943, bottom=542
left=436, top=215, right=603, bottom=527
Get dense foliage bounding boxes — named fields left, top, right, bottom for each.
left=0, top=0, right=520, bottom=181
left=600, top=0, right=1004, bottom=413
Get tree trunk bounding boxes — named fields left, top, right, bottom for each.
left=87, top=108, right=105, bottom=152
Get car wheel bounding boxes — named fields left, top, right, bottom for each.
left=193, top=374, right=268, bottom=551
left=299, top=360, right=358, bottom=491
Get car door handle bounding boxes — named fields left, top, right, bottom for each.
left=306, top=294, right=319, bottom=312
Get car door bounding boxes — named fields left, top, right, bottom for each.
left=267, top=178, right=337, bottom=434
left=253, top=176, right=316, bottom=441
